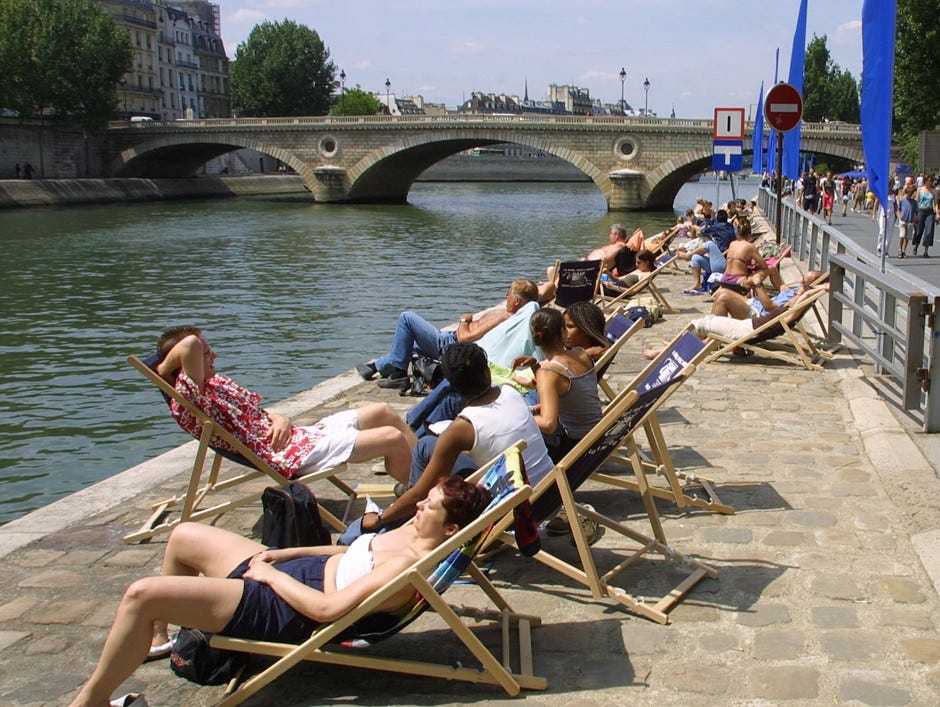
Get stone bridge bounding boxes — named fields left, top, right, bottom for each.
left=105, top=115, right=863, bottom=210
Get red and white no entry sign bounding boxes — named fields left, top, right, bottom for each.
left=764, top=83, right=803, bottom=133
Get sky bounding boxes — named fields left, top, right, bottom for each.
left=217, top=0, right=864, bottom=120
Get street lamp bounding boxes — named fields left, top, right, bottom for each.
left=385, top=77, right=391, bottom=115
left=643, top=77, right=650, bottom=116
left=339, top=69, right=346, bottom=112
left=619, top=67, right=626, bottom=115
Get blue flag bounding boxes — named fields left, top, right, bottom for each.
left=783, top=0, right=808, bottom=181
left=862, top=0, right=895, bottom=210
left=753, top=82, right=765, bottom=176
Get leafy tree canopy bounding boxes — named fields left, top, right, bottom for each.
left=895, top=0, right=940, bottom=138
left=332, top=86, right=381, bottom=116
left=231, top=20, right=336, bottom=117
left=802, top=34, right=859, bottom=123
left=0, top=0, right=131, bottom=129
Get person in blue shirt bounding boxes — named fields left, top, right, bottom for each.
left=676, top=235, right=726, bottom=294
left=698, top=209, right=736, bottom=252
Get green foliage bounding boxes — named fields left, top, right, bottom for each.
left=0, top=0, right=132, bottom=129
left=802, top=35, right=859, bottom=123
left=895, top=0, right=940, bottom=138
left=332, top=86, right=381, bottom=116
left=231, top=20, right=336, bottom=117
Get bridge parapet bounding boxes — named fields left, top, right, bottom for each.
left=104, top=116, right=863, bottom=210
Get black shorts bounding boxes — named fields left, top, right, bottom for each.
left=221, top=554, right=328, bottom=643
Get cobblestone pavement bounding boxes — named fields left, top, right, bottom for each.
left=1, top=225, right=939, bottom=706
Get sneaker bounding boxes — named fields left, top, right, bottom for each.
left=682, top=288, right=703, bottom=295
left=571, top=504, right=602, bottom=546
left=377, top=369, right=410, bottom=389
left=545, top=507, right=571, bottom=535
left=356, top=362, right=378, bottom=381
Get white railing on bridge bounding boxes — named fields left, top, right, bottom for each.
left=759, top=188, right=939, bottom=432
left=107, top=114, right=861, bottom=133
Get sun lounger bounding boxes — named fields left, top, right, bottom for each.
left=210, top=443, right=546, bottom=704
left=123, top=354, right=354, bottom=543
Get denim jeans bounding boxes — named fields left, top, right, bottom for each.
left=405, top=379, right=467, bottom=437
left=408, top=435, right=478, bottom=486
left=374, top=311, right=457, bottom=377
left=914, top=209, right=935, bottom=248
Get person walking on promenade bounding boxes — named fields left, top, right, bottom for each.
left=898, top=185, right=917, bottom=258
left=912, top=175, right=937, bottom=257
left=874, top=187, right=898, bottom=257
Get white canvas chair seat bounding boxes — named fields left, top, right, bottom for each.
left=703, top=287, right=833, bottom=370
left=210, top=443, right=546, bottom=705
left=124, top=354, right=355, bottom=543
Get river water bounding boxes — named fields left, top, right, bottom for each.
left=0, top=179, right=745, bottom=524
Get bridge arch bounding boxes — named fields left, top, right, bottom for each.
left=109, top=134, right=314, bottom=181
left=342, top=129, right=611, bottom=204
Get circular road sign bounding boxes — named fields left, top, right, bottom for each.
left=764, top=83, right=803, bottom=133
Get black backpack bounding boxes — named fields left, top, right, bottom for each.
left=401, top=356, right=444, bottom=397
left=261, top=481, right=331, bottom=548
left=170, top=628, right=248, bottom=685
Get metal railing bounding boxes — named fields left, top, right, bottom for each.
left=759, top=188, right=939, bottom=431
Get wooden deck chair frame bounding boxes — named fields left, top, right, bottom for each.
left=549, top=258, right=603, bottom=309
left=595, top=253, right=678, bottom=315
left=595, top=309, right=645, bottom=403
left=210, top=443, right=546, bottom=705
left=595, top=327, right=734, bottom=516
left=485, top=382, right=719, bottom=624
left=703, top=287, right=834, bottom=371
left=124, top=355, right=354, bottom=544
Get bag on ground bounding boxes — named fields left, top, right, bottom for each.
left=170, top=628, right=248, bottom=685
left=261, top=481, right=331, bottom=548
left=402, top=356, right=444, bottom=397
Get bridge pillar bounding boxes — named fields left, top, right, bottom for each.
left=607, top=170, right=645, bottom=211
left=312, top=166, right=347, bottom=202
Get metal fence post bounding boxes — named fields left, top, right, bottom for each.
left=925, top=297, right=939, bottom=433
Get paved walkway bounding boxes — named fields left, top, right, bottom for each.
left=1, top=218, right=939, bottom=706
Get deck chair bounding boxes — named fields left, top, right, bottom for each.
left=550, top=258, right=602, bottom=308
left=594, top=327, right=734, bottom=516
left=485, top=378, right=719, bottom=624
left=595, top=310, right=644, bottom=402
left=210, top=443, right=547, bottom=705
left=124, top=354, right=354, bottom=544
left=595, top=253, right=678, bottom=315
left=703, top=286, right=834, bottom=371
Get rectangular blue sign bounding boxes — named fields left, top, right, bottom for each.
left=712, top=139, right=744, bottom=172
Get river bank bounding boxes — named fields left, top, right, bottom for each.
left=0, top=174, right=308, bottom=208
left=0, top=154, right=590, bottom=209
left=2, top=235, right=939, bottom=705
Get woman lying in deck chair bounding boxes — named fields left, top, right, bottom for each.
left=69, top=477, right=491, bottom=707
left=642, top=271, right=828, bottom=359
left=156, top=326, right=416, bottom=483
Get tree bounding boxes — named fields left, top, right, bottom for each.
left=802, top=35, right=859, bottom=123
left=894, top=0, right=940, bottom=138
left=0, top=0, right=131, bottom=128
left=332, top=86, right=381, bottom=116
left=230, top=20, right=336, bottom=117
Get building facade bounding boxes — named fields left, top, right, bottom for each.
left=101, top=0, right=230, bottom=121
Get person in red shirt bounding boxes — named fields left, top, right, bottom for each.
left=156, top=326, right=416, bottom=483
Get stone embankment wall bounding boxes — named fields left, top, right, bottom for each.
left=0, top=175, right=308, bottom=208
